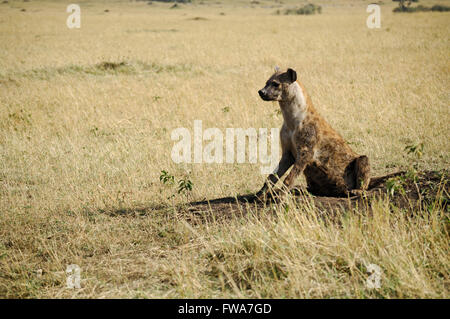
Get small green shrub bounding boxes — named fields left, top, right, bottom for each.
left=177, top=177, right=193, bottom=194
left=386, top=177, right=406, bottom=196
left=159, top=170, right=175, bottom=185
left=159, top=170, right=193, bottom=199
left=405, top=142, right=424, bottom=159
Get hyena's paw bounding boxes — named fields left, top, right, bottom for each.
left=256, top=188, right=286, bottom=202
left=290, top=185, right=308, bottom=196
left=349, top=189, right=367, bottom=198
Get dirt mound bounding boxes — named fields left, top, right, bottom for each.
left=177, top=170, right=448, bottom=222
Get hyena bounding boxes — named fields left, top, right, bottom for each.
left=257, top=68, right=370, bottom=198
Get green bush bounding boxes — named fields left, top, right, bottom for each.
left=431, top=4, right=450, bottom=12
left=393, top=4, right=428, bottom=12
left=281, top=3, right=322, bottom=15
left=393, top=1, right=450, bottom=12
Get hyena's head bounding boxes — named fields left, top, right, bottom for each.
left=258, top=68, right=297, bottom=102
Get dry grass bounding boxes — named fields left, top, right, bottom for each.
left=0, top=0, right=449, bottom=298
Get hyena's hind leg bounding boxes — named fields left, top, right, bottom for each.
left=355, top=155, right=370, bottom=190
left=349, top=155, right=370, bottom=196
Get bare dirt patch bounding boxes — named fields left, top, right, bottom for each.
left=105, top=170, right=448, bottom=223
left=175, top=170, right=448, bottom=222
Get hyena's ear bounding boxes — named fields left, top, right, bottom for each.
left=287, top=68, right=297, bottom=83
left=274, top=65, right=280, bottom=72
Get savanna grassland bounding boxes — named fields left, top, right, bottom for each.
left=0, top=0, right=449, bottom=298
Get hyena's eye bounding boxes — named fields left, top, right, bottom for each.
left=272, top=82, right=280, bottom=88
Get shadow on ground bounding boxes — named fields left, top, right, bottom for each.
left=104, top=170, right=448, bottom=222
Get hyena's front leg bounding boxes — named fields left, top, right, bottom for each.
left=282, top=146, right=314, bottom=191
left=281, top=125, right=317, bottom=193
left=256, top=151, right=294, bottom=197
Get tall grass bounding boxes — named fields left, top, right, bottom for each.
left=0, top=0, right=448, bottom=298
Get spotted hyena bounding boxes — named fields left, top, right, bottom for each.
left=257, top=68, right=370, bottom=198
